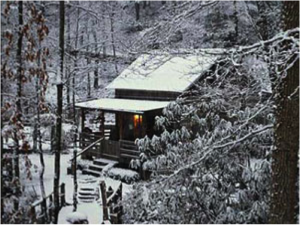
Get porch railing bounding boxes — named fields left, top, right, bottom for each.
left=79, top=132, right=140, bottom=161
left=80, top=132, right=102, bottom=149
left=72, top=137, right=103, bottom=162
left=120, top=140, right=139, bottom=159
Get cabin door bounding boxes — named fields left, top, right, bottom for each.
left=121, top=114, right=144, bottom=141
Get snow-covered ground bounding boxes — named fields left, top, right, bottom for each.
left=21, top=152, right=132, bottom=224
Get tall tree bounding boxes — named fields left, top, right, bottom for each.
left=109, top=2, right=118, bottom=75
left=0, top=0, right=4, bottom=225
left=13, top=1, right=24, bottom=207
left=53, top=1, right=65, bottom=223
left=34, top=2, right=49, bottom=222
left=233, top=0, right=238, bottom=45
left=135, top=2, right=140, bottom=21
left=269, top=1, right=299, bottom=223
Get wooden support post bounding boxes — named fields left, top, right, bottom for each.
left=49, top=194, right=53, bottom=223
left=118, top=183, right=123, bottom=224
left=30, top=206, right=36, bottom=224
left=100, top=181, right=109, bottom=221
left=41, top=198, right=48, bottom=223
left=100, top=111, right=105, bottom=136
left=60, top=183, right=66, bottom=207
left=73, top=150, right=78, bottom=212
left=81, top=108, right=85, bottom=132
left=50, top=125, right=55, bottom=152
left=119, top=113, right=123, bottom=140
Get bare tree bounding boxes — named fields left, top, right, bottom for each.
left=13, top=1, right=24, bottom=209
left=0, top=0, right=4, bottom=225
left=53, top=1, right=65, bottom=223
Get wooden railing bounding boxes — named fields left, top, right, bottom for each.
left=79, top=133, right=120, bottom=160
left=101, top=139, right=120, bottom=160
left=71, top=137, right=103, bottom=162
left=79, top=132, right=103, bottom=160
left=30, top=183, right=66, bottom=224
left=103, top=125, right=114, bottom=139
left=79, top=131, right=140, bottom=161
left=120, top=140, right=140, bottom=159
left=80, top=132, right=102, bottom=149
left=100, top=181, right=123, bottom=224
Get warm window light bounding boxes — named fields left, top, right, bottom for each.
left=134, top=114, right=142, bottom=127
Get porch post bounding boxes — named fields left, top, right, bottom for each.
left=100, top=110, right=105, bottom=137
left=81, top=108, right=85, bottom=132
left=119, top=113, right=123, bottom=140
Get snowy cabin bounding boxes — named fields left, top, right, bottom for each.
left=75, top=53, right=218, bottom=165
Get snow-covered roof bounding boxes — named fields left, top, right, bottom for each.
left=107, top=52, right=219, bottom=92
left=75, top=98, right=170, bottom=113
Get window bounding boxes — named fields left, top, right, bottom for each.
left=134, top=114, right=143, bottom=128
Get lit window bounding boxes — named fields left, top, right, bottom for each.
left=134, top=114, right=142, bottom=127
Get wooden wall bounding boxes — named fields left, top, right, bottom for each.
left=115, top=89, right=180, bottom=101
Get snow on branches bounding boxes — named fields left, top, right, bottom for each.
left=123, top=28, right=299, bottom=224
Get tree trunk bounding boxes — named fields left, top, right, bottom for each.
left=73, top=2, right=80, bottom=148
left=87, top=62, right=91, bottom=98
left=269, top=1, right=299, bottom=223
left=54, top=83, right=63, bottom=224
left=36, top=3, right=47, bottom=219
left=135, top=2, right=140, bottom=21
left=233, top=1, right=238, bottom=45
left=73, top=150, right=78, bottom=212
left=94, top=59, right=99, bottom=89
left=0, top=0, right=4, bottom=225
left=109, top=4, right=118, bottom=75
left=101, top=4, right=108, bottom=87
left=100, top=181, right=109, bottom=221
left=54, top=1, right=65, bottom=223
left=86, top=21, right=91, bottom=98
left=92, top=19, right=99, bottom=89
left=66, top=5, right=71, bottom=113
left=14, top=1, right=24, bottom=207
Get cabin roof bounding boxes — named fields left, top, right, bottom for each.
left=107, top=51, right=220, bottom=92
left=75, top=98, right=170, bottom=114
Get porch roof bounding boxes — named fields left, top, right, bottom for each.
left=75, top=98, right=170, bottom=114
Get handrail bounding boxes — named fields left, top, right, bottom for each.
left=107, top=182, right=122, bottom=206
left=31, top=183, right=65, bottom=207
left=71, top=137, right=103, bottom=161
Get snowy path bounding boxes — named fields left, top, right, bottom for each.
left=23, top=153, right=132, bottom=223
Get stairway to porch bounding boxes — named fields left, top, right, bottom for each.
left=82, top=158, right=118, bottom=177
left=77, top=178, right=99, bottom=203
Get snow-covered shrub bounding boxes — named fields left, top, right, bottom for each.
left=124, top=57, right=273, bottom=223
left=65, top=212, right=88, bottom=224
left=106, top=168, right=140, bottom=184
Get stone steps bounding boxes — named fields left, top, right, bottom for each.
left=82, top=169, right=102, bottom=177
left=82, top=158, right=118, bottom=177
left=77, top=179, right=99, bottom=203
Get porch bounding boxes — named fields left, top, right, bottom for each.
left=75, top=98, right=169, bottom=164
left=79, top=132, right=139, bottom=164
